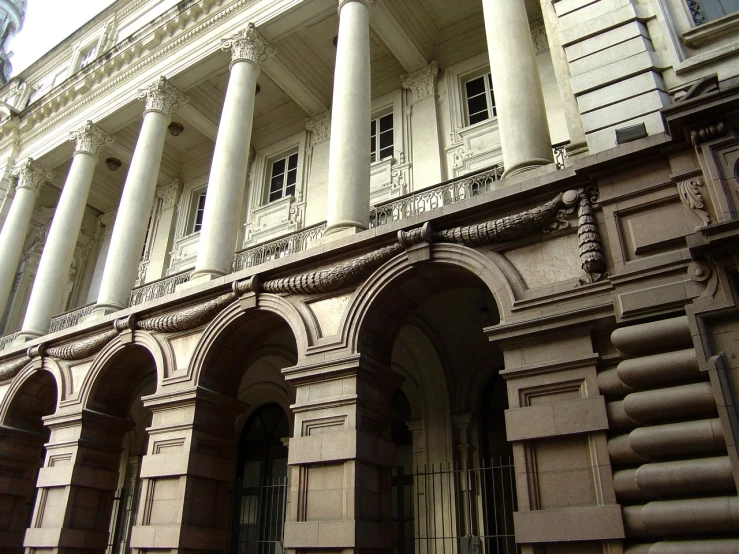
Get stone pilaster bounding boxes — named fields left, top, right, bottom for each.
left=128, top=387, right=244, bottom=553
left=191, top=24, right=274, bottom=282
left=282, top=354, right=400, bottom=553
left=23, top=410, right=133, bottom=553
left=0, top=158, right=53, bottom=321
left=401, top=62, right=443, bottom=187
left=145, top=179, right=183, bottom=281
left=19, top=121, right=114, bottom=338
left=93, top=77, right=187, bottom=314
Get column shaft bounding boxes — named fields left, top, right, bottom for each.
left=0, top=160, right=52, bottom=321
left=94, top=77, right=186, bottom=314
left=482, top=0, right=553, bottom=177
left=192, top=24, right=273, bottom=281
left=21, top=122, right=113, bottom=337
left=325, top=0, right=371, bottom=235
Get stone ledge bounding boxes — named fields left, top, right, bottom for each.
left=505, top=396, right=609, bottom=440
left=514, top=504, right=625, bottom=542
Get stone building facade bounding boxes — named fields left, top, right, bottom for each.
left=0, top=0, right=737, bottom=553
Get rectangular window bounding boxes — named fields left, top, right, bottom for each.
left=268, top=153, right=298, bottom=203
left=370, top=113, right=393, bottom=163
left=77, top=45, right=97, bottom=71
left=687, top=0, right=739, bottom=24
left=192, top=192, right=206, bottom=233
left=141, top=213, right=153, bottom=258
left=464, top=73, right=496, bottom=126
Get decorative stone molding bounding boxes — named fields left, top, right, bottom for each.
left=689, top=121, right=725, bottom=147
left=576, top=189, right=607, bottom=282
left=530, top=19, right=549, bottom=55
left=0, top=355, right=28, bottom=381
left=401, top=62, right=438, bottom=103
left=70, top=120, right=115, bottom=159
left=137, top=76, right=189, bottom=117
left=96, top=209, right=117, bottom=239
left=156, top=179, right=183, bottom=210
left=0, top=78, right=33, bottom=113
left=221, top=23, right=276, bottom=67
left=11, top=158, right=54, bottom=195
left=338, top=0, right=373, bottom=10
left=306, top=111, right=331, bottom=145
left=677, top=177, right=711, bottom=230
left=137, top=292, right=236, bottom=333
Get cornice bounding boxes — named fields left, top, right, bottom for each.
left=16, top=0, right=259, bottom=146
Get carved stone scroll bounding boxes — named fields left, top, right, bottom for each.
left=136, top=292, right=237, bottom=333
left=677, top=177, right=710, bottom=230
left=577, top=189, right=607, bottom=282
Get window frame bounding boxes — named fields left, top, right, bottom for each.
left=371, top=111, right=394, bottom=163
left=191, top=190, right=207, bottom=233
left=463, top=72, right=496, bottom=127
left=266, top=150, right=299, bottom=203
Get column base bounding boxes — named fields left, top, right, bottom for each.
left=15, top=328, right=43, bottom=342
left=321, top=223, right=367, bottom=244
left=85, top=302, right=126, bottom=322
left=502, top=157, right=555, bottom=179
left=566, top=140, right=589, bottom=159
left=178, top=269, right=227, bottom=291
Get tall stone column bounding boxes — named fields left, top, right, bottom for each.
left=191, top=24, right=274, bottom=282
left=23, top=410, right=133, bottom=553
left=86, top=210, right=116, bottom=304
left=283, top=355, right=400, bottom=553
left=325, top=0, right=372, bottom=236
left=93, top=77, right=187, bottom=315
left=0, top=159, right=53, bottom=321
left=19, top=122, right=114, bottom=338
left=482, top=0, right=554, bottom=177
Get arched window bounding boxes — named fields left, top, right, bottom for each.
left=230, top=403, right=289, bottom=554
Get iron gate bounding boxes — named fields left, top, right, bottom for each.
left=392, top=458, right=519, bottom=554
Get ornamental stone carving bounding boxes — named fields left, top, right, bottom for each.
left=137, top=76, right=189, bottom=117
left=677, top=176, right=710, bottom=230
left=70, top=120, right=115, bottom=159
left=338, top=0, right=372, bottom=10
left=11, top=158, right=54, bottom=195
left=306, top=111, right=331, bottom=145
left=156, top=179, right=183, bottom=210
left=530, top=19, right=549, bottom=55
left=401, top=62, right=438, bottom=103
left=221, top=23, right=276, bottom=66
left=97, top=209, right=117, bottom=239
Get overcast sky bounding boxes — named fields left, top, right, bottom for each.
left=9, top=0, right=118, bottom=77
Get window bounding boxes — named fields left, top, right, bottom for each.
left=687, top=0, right=739, bottom=24
left=464, top=73, right=496, bottom=126
left=371, top=113, right=393, bottom=163
left=76, top=44, right=97, bottom=71
left=192, top=192, right=206, bottom=233
left=268, top=153, right=298, bottom=202
left=141, top=213, right=153, bottom=258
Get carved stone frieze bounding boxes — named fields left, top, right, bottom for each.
left=576, top=189, right=607, bottom=282
left=306, top=111, right=331, bottom=145
left=136, top=292, right=237, bottom=333
left=11, top=158, right=54, bottom=195
left=0, top=356, right=29, bottom=381
left=45, top=330, right=118, bottom=361
left=137, top=76, right=189, bottom=117
left=0, top=78, right=33, bottom=113
left=677, top=177, right=710, bottom=230
left=221, top=23, right=276, bottom=66
left=689, top=121, right=725, bottom=147
left=401, top=62, right=438, bottom=103
left=70, top=120, right=115, bottom=159
left=156, top=179, right=183, bottom=210
left=530, top=19, right=549, bottom=55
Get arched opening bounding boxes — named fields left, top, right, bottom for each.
left=0, top=370, right=58, bottom=553
left=230, top=403, right=290, bottom=553
left=358, top=262, right=516, bottom=553
left=85, top=344, right=156, bottom=553
left=198, top=309, right=297, bottom=553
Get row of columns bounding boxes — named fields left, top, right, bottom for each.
left=0, top=0, right=552, bottom=337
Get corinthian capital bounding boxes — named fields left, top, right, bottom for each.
left=401, top=62, right=438, bottom=103
left=221, top=23, right=276, bottom=67
left=11, top=158, right=54, bottom=195
left=70, top=120, right=115, bottom=158
left=137, top=76, right=189, bottom=117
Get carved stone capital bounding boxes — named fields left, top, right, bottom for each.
left=156, top=179, right=183, bottom=209
left=97, top=209, right=117, bottom=238
left=401, top=62, right=438, bottom=103
left=11, top=158, right=54, bottom=195
left=137, top=76, right=189, bottom=117
left=530, top=19, right=549, bottom=55
left=338, top=0, right=372, bottom=11
left=221, top=23, right=276, bottom=67
left=70, top=120, right=115, bottom=159
left=306, top=110, right=331, bottom=145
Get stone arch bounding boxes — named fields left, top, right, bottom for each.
left=189, top=293, right=308, bottom=395
left=0, top=360, right=61, bottom=434
left=343, top=243, right=519, bottom=363
left=79, top=331, right=166, bottom=418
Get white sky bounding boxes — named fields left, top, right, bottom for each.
left=8, top=0, right=118, bottom=77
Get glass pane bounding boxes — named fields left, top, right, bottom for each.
left=269, top=175, right=283, bottom=194
left=286, top=168, right=297, bottom=186
left=379, top=146, right=393, bottom=160
left=287, top=153, right=298, bottom=170
left=379, top=129, right=393, bottom=150
left=465, top=76, right=485, bottom=97
left=379, top=114, right=393, bottom=132
left=469, top=111, right=488, bottom=125
left=468, top=94, right=488, bottom=117
left=285, top=184, right=296, bottom=197
left=271, top=158, right=285, bottom=178
left=371, top=119, right=377, bottom=136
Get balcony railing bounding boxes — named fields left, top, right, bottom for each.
left=129, top=269, right=192, bottom=307
left=232, top=221, right=327, bottom=273
left=369, top=163, right=504, bottom=228
left=48, top=303, right=95, bottom=333
left=0, top=331, right=18, bottom=352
